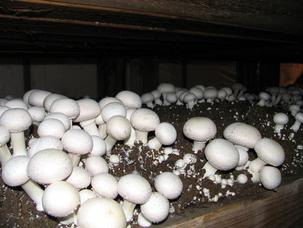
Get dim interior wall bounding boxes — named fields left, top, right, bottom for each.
left=30, top=64, right=97, bottom=99
left=0, top=64, right=24, bottom=98
left=158, top=63, right=183, bottom=87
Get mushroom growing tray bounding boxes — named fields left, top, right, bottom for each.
left=1, top=97, right=303, bottom=227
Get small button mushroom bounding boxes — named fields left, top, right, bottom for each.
left=5, top=99, right=28, bottom=110
left=28, top=106, right=46, bottom=126
left=217, top=88, right=227, bottom=101
left=28, top=149, right=73, bottom=185
left=28, top=89, right=51, bottom=107
left=85, top=156, right=109, bottom=176
left=43, top=93, right=66, bottom=112
left=74, top=99, right=101, bottom=136
left=290, top=112, right=303, bottom=132
left=90, top=136, right=106, bottom=156
left=23, top=89, right=37, bottom=105
left=66, top=167, right=91, bottom=189
left=38, top=119, right=66, bottom=139
left=130, top=108, right=160, bottom=144
left=50, top=98, right=80, bottom=120
left=166, top=92, right=178, bottom=105
left=79, top=189, right=96, bottom=205
left=91, top=173, right=118, bottom=199
left=183, top=153, right=197, bottom=164
left=0, top=125, right=11, bottom=163
left=101, top=102, right=126, bottom=122
left=28, top=136, right=63, bottom=157
left=42, top=181, right=80, bottom=218
left=118, top=174, right=152, bottom=222
left=138, top=213, right=152, bottom=227
left=183, top=92, right=197, bottom=110
left=236, top=174, right=248, bottom=184
left=140, top=192, right=170, bottom=224
left=148, top=122, right=177, bottom=150
left=203, top=139, right=239, bottom=178
left=235, top=145, right=249, bottom=170
left=289, top=104, right=300, bottom=116
left=183, top=117, right=217, bottom=153
left=141, top=93, right=154, bottom=108
left=203, top=87, right=218, bottom=103
left=116, top=90, right=142, bottom=109
left=154, top=172, right=183, bottom=200
left=77, top=198, right=126, bottom=228
left=45, top=112, right=71, bottom=130
left=273, top=113, right=289, bottom=135
left=157, top=83, right=175, bottom=106
left=259, top=166, right=282, bottom=190
left=190, top=87, right=204, bottom=101
left=257, top=92, right=270, bottom=106
left=0, top=108, right=32, bottom=156
left=151, top=90, right=162, bottom=106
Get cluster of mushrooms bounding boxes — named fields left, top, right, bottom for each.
left=0, top=82, right=301, bottom=228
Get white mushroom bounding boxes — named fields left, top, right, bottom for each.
left=28, top=89, right=51, bottom=107
left=290, top=112, right=303, bottom=132
left=259, top=166, right=282, bottom=190
left=273, top=113, right=289, bottom=135
left=154, top=172, right=183, bottom=200
left=257, top=92, right=270, bottom=106
left=147, top=122, right=177, bottom=150
left=43, top=93, right=66, bottom=112
left=116, top=90, right=142, bottom=109
left=50, top=98, right=80, bottom=120
left=38, top=118, right=66, bottom=139
left=66, top=166, right=91, bottom=189
left=91, top=173, right=118, bottom=199
left=157, top=83, right=175, bottom=105
left=28, top=136, right=63, bottom=158
left=204, top=87, right=218, bottom=103
left=44, top=112, right=71, bottom=130
left=141, top=93, right=154, bottom=108
left=183, top=92, right=197, bottom=110
left=85, top=156, right=108, bottom=176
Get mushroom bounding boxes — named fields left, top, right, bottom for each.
left=118, top=174, right=152, bottom=222
left=190, top=87, right=203, bottom=102
left=91, top=173, right=118, bottom=199
left=28, top=136, right=63, bottom=157
left=44, top=112, right=71, bottom=130
left=138, top=213, right=152, bottom=227
left=259, top=166, right=282, bottom=190
left=124, top=108, right=137, bottom=147
left=38, top=118, right=66, bottom=139
left=0, top=125, right=11, bottom=163
left=101, top=102, right=126, bottom=122
left=28, top=89, right=51, bottom=107
left=130, top=109, right=160, bottom=144
left=77, top=198, right=126, bottom=228
left=203, top=139, right=239, bottom=178
left=50, top=98, right=80, bottom=120
left=140, top=192, right=170, bottom=224
left=236, top=174, right=248, bottom=184
left=166, top=92, right=178, bottom=105
left=183, top=117, right=217, bottom=153
left=66, top=166, right=91, bottom=189
left=43, top=93, right=66, bottom=112
left=85, top=156, right=109, bottom=176
left=0, top=108, right=32, bottom=156
left=154, top=172, right=183, bottom=200
left=217, top=88, right=227, bottom=100
left=79, top=189, right=96, bottom=205
left=289, top=104, right=300, bottom=116
left=273, top=113, right=289, bottom=135
left=90, top=136, right=106, bottom=156
left=157, top=83, right=175, bottom=105
left=28, top=106, right=46, bottom=126
left=290, top=112, right=303, bottom=132
left=141, top=93, right=154, bottom=108
left=99, top=97, right=122, bottom=109
left=203, top=87, right=218, bottom=103
left=5, top=99, right=28, bottom=110
left=183, top=92, right=197, bottom=110
left=151, top=90, right=162, bottom=106
left=147, top=122, right=177, bottom=150
left=116, top=90, right=142, bottom=109
left=257, top=92, right=270, bottom=106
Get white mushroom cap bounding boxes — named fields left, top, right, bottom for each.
left=2, top=156, right=29, bottom=186
left=154, top=172, right=183, bottom=200
left=183, top=117, right=217, bottom=142
left=140, top=192, right=169, bottom=223
left=116, top=90, right=142, bottom=109
left=28, top=107, right=46, bottom=123
left=218, top=89, right=227, bottom=100
left=141, top=93, right=154, bottom=104
left=23, top=89, right=37, bottom=105
left=205, top=139, right=239, bottom=171
left=106, top=116, right=131, bottom=141
left=0, top=106, right=8, bottom=117
left=38, top=119, right=66, bottom=139
left=195, top=85, right=205, bottom=92
left=79, top=189, right=96, bottom=205
left=45, top=112, right=71, bottom=130
left=130, top=109, right=160, bottom=132
left=92, top=173, right=118, bottom=199
left=259, top=166, right=282, bottom=190
left=74, top=99, right=101, bottom=122
left=28, top=136, right=63, bottom=157
left=118, top=174, right=152, bottom=204
left=0, top=125, right=10, bottom=146
left=42, top=181, right=80, bottom=217
left=155, top=122, right=177, bottom=146
left=101, top=102, right=126, bottom=122
left=190, top=87, right=203, bottom=99
left=273, top=113, right=289, bottom=125
left=85, top=156, right=108, bottom=176
left=90, top=136, right=106, bottom=156
left=28, top=90, right=51, bottom=107
left=0, top=108, right=32, bottom=133
left=204, top=87, right=218, bottom=100
left=5, top=99, right=28, bottom=110
left=259, top=92, right=270, bottom=100
left=99, top=97, right=122, bottom=109
left=166, top=92, right=178, bottom=103
left=27, top=149, right=73, bottom=184
left=223, top=122, right=261, bottom=148
left=43, top=93, right=66, bottom=111
left=157, top=83, right=175, bottom=94
left=62, top=129, right=93, bottom=155
left=77, top=198, right=126, bottom=228
left=66, top=167, right=91, bottom=189
left=151, top=90, right=161, bottom=99
left=183, top=92, right=196, bottom=103
left=254, top=138, right=285, bottom=166
left=50, top=98, right=80, bottom=119
left=236, top=174, right=248, bottom=184
left=295, top=112, right=303, bottom=123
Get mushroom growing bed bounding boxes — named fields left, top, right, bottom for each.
left=0, top=85, right=303, bottom=227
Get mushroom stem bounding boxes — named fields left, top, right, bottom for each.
left=202, top=162, right=217, bottom=178
left=290, top=120, right=301, bottom=132
left=105, top=135, right=117, bottom=153
left=122, top=200, right=136, bottom=222
left=11, top=132, right=27, bottom=156
left=22, top=180, right=44, bottom=211
left=274, top=124, right=284, bottom=134
left=248, top=158, right=266, bottom=183
left=68, top=153, right=81, bottom=166
left=192, top=141, right=205, bottom=153
left=124, top=127, right=136, bottom=148
left=80, top=120, right=99, bottom=137
left=98, top=124, right=107, bottom=139
left=135, top=130, right=148, bottom=144
left=0, top=145, right=11, bottom=164
left=147, top=137, right=161, bottom=150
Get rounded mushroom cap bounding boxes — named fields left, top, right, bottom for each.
left=130, top=109, right=160, bottom=132
left=2, top=156, right=29, bottom=187
left=28, top=136, right=63, bottom=157
left=154, top=172, right=183, bottom=200
left=90, top=136, right=106, bottom=156
left=223, top=122, right=261, bottom=148
left=183, top=92, right=196, bottom=103
left=42, top=181, right=80, bottom=217
left=66, top=166, right=91, bottom=189
left=289, top=104, right=300, bottom=113
left=273, top=113, right=289, bottom=125
left=155, top=122, right=177, bottom=145
left=190, top=87, right=203, bottom=99
left=99, top=97, right=122, bottom=109
left=101, top=102, right=126, bottom=122
left=28, top=149, right=73, bottom=184
left=77, top=198, right=126, bottom=228
left=0, top=108, right=32, bottom=133
left=157, top=83, right=175, bottom=94
left=5, top=99, right=28, bottom=110
left=91, top=173, right=118, bottom=199
left=140, top=192, right=169, bottom=223
left=166, top=92, right=178, bottom=103
left=116, top=90, right=142, bottom=109
left=106, top=116, right=131, bottom=141
left=295, top=112, right=303, bottom=122
left=118, top=174, right=152, bottom=204
left=85, top=156, right=109, bottom=176
left=79, top=189, right=96, bottom=205
left=74, top=99, right=101, bottom=122
left=28, top=90, right=51, bottom=107
left=254, top=138, right=285, bottom=166
left=222, top=87, right=232, bottom=95
left=28, top=107, right=46, bottom=123
left=43, top=93, right=66, bottom=111
left=0, top=106, right=9, bottom=117
left=0, top=125, right=10, bottom=146
left=183, top=117, right=217, bottom=142
left=44, top=112, right=71, bottom=130
left=23, top=89, right=37, bottom=105
left=205, top=138, right=239, bottom=171
left=50, top=98, right=80, bottom=119
left=38, top=119, right=66, bottom=139
left=141, top=93, right=154, bottom=104
left=218, top=89, right=227, bottom=99
left=62, top=129, right=93, bottom=155
left=204, top=87, right=218, bottom=99
left=151, top=90, right=161, bottom=99
left=259, top=92, right=270, bottom=100
left=259, top=166, right=281, bottom=190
